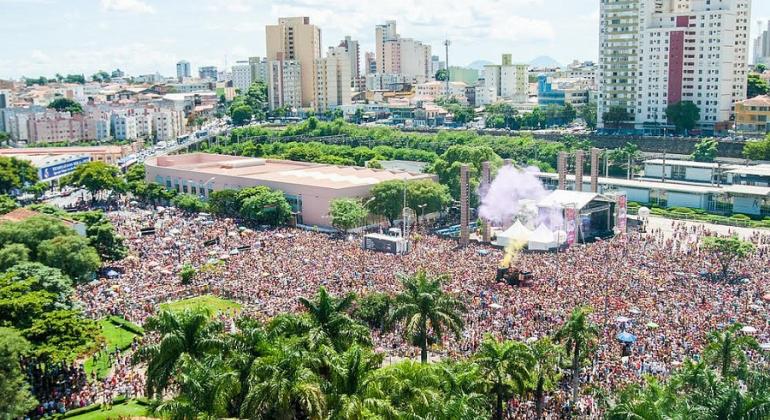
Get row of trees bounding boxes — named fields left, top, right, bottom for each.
left=23, top=74, right=86, bottom=86
left=602, top=101, right=701, bottom=134
left=484, top=103, right=591, bottom=130
left=134, top=271, right=604, bottom=420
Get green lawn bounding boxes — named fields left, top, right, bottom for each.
left=84, top=318, right=140, bottom=379
left=160, top=294, right=242, bottom=316
left=66, top=400, right=149, bottom=420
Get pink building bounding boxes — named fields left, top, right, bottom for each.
left=144, top=153, right=436, bottom=227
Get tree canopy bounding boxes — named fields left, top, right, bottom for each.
left=47, top=97, right=83, bottom=114
left=62, top=161, right=125, bottom=198
left=691, top=138, right=718, bottom=162
left=666, top=101, right=700, bottom=133
left=237, top=186, right=293, bottom=226
left=0, top=157, right=39, bottom=194
left=328, top=198, right=368, bottom=234
left=747, top=73, right=769, bottom=99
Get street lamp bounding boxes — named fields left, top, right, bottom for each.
left=418, top=203, right=427, bottom=227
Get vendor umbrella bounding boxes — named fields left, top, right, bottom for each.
left=740, top=326, right=757, bottom=334
left=616, top=332, right=637, bottom=343
left=646, top=322, right=659, bottom=329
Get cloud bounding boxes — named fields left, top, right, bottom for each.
left=101, top=0, right=155, bottom=14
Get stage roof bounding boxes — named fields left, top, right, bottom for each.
left=536, top=190, right=610, bottom=210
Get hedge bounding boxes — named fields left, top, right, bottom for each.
left=108, top=315, right=144, bottom=336
left=60, top=397, right=128, bottom=418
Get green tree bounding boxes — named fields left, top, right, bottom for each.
left=0, top=243, right=29, bottom=271
left=666, top=101, right=700, bottom=133
left=0, top=328, right=38, bottom=418
left=747, top=73, right=769, bottom=99
left=24, top=181, right=49, bottom=199
left=208, top=189, right=240, bottom=217
left=757, top=64, right=768, bottom=73
left=580, top=103, right=597, bottom=129
left=528, top=337, right=564, bottom=420
left=5, top=262, right=74, bottom=312
left=373, top=360, right=443, bottom=417
left=0, top=156, right=39, bottom=194
left=0, top=132, right=10, bottom=147
left=91, top=70, right=110, bottom=83
left=353, top=292, right=393, bottom=331
left=388, top=271, right=466, bottom=363
left=22, top=309, right=99, bottom=362
left=554, top=306, right=599, bottom=411
left=231, top=104, right=253, bottom=126
left=369, top=180, right=407, bottom=225
left=743, top=134, right=770, bottom=160
left=406, top=179, right=451, bottom=221
left=329, top=198, right=368, bottom=235
left=85, top=221, right=128, bottom=261
left=701, top=235, right=755, bottom=280
left=702, top=323, right=759, bottom=379
left=172, top=193, right=209, bottom=213
left=475, top=335, right=534, bottom=420
left=125, top=163, right=146, bottom=184
left=47, top=97, right=83, bottom=114
left=244, top=81, right=269, bottom=121
left=435, top=68, right=448, bottom=81
left=327, top=345, right=393, bottom=419
left=136, top=309, right=224, bottom=398
left=241, top=340, right=326, bottom=420
left=296, top=286, right=370, bottom=352
left=62, top=161, right=125, bottom=200
left=0, top=215, right=72, bottom=257
left=37, top=234, right=101, bottom=282
left=691, top=138, right=718, bottom=162
left=0, top=194, right=18, bottom=215
left=602, top=106, right=631, bottom=129
left=237, top=186, right=293, bottom=226
left=561, top=103, right=577, bottom=124
left=180, top=263, right=196, bottom=285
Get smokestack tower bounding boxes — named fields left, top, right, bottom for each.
left=590, top=148, right=600, bottom=192
left=574, top=150, right=584, bottom=192
left=557, top=151, right=567, bottom=190
left=480, top=161, right=491, bottom=242
left=459, top=164, right=470, bottom=246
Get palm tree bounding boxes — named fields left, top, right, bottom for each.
left=606, top=377, right=673, bottom=420
left=327, top=345, right=395, bottom=420
left=226, top=317, right=271, bottom=414
left=527, top=337, right=564, bottom=420
left=436, top=360, right=490, bottom=419
left=475, top=335, right=535, bottom=420
left=388, top=271, right=466, bottom=363
left=702, top=323, right=759, bottom=379
left=298, top=286, right=371, bottom=351
left=554, top=306, right=599, bottom=412
left=241, top=339, right=326, bottom=420
left=374, top=360, right=443, bottom=418
left=135, top=308, right=224, bottom=398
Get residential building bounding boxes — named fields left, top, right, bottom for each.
left=753, top=21, right=770, bottom=65
left=176, top=60, right=191, bottom=80
left=153, top=110, right=185, bottom=141
left=266, top=17, right=322, bottom=108
left=735, top=95, right=770, bottom=134
left=199, top=66, right=218, bottom=81
left=477, top=54, right=529, bottom=105
left=598, top=0, right=751, bottom=134
left=338, top=36, right=360, bottom=80
left=112, top=115, right=137, bottom=140
left=266, top=58, right=303, bottom=110
left=166, top=81, right=215, bottom=93
left=414, top=81, right=468, bottom=103
left=364, top=52, right=376, bottom=75
left=232, top=61, right=253, bottom=93
left=365, top=73, right=407, bottom=91
left=315, top=47, right=352, bottom=111
left=248, top=57, right=268, bottom=83
left=449, top=67, right=479, bottom=86
left=375, top=21, right=432, bottom=83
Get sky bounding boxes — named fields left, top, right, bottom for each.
left=1, top=0, right=769, bottom=79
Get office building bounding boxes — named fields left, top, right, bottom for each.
left=315, top=47, right=352, bottom=111
left=266, top=17, right=322, bottom=108
left=598, top=0, right=751, bottom=133
left=199, top=66, right=218, bottom=81
left=231, top=61, right=253, bottom=93
left=176, top=60, right=191, bottom=80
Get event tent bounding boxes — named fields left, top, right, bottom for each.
left=495, top=220, right=532, bottom=247
left=528, top=223, right=557, bottom=250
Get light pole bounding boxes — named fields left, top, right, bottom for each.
left=418, top=203, right=427, bottom=227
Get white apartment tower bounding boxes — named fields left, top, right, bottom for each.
left=754, top=21, right=770, bottom=65
left=315, top=47, right=352, bottom=111
left=231, top=61, right=253, bottom=93
left=266, top=57, right=303, bottom=111
left=598, top=0, right=751, bottom=133
left=374, top=21, right=432, bottom=83
left=477, top=54, right=529, bottom=105
left=338, top=36, right=360, bottom=80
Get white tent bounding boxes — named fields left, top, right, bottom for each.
left=495, top=220, right=532, bottom=247
left=528, top=223, right=557, bottom=251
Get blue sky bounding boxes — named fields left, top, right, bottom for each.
left=1, top=0, right=768, bottom=79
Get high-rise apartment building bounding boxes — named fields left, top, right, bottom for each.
left=364, top=52, right=376, bottom=75
left=266, top=57, right=303, bottom=111
left=754, top=21, right=770, bottom=65
left=198, top=66, right=218, bottom=81
left=176, top=60, right=191, bottom=81
left=248, top=57, right=269, bottom=83
left=315, top=47, right=352, bottom=111
left=477, top=54, right=529, bottom=105
left=374, top=21, right=432, bottom=83
left=266, top=17, right=321, bottom=108
left=598, top=0, right=751, bottom=133
left=338, top=36, right=360, bottom=80
left=231, top=61, right=253, bottom=93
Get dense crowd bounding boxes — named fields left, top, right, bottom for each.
left=72, top=208, right=770, bottom=417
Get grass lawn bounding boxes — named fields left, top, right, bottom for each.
left=160, top=294, right=242, bottom=316
left=66, top=400, right=149, bottom=420
left=84, top=318, right=140, bottom=379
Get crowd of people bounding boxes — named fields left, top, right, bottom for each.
left=71, top=207, right=770, bottom=417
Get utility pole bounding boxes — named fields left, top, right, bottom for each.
left=444, top=39, right=451, bottom=96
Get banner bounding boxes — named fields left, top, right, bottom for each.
left=616, top=194, right=628, bottom=233
left=565, top=207, right=577, bottom=246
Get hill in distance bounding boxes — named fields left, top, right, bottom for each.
left=529, top=56, right=561, bottom=68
